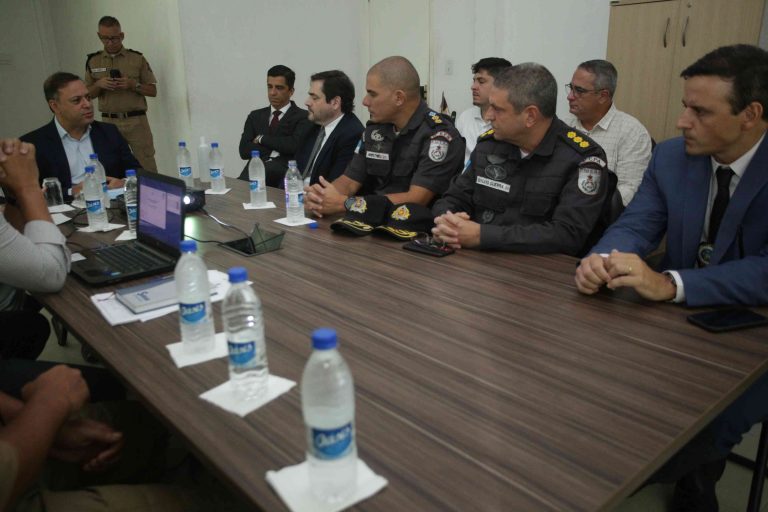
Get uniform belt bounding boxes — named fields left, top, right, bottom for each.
left=101, top=111, right=146, bottom=119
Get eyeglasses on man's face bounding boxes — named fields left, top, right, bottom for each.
left=565, top=83, right=603, bottom=97
left=98, top=36, right=122, bottom=42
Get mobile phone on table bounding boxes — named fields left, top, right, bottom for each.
left=109, top=69, right=121, bottom=79
left=687, top=307, right=768, bottom=333
left=403, top=239, right=455, bottom=257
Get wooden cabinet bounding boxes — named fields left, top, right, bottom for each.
left=607, top=0, right=765, bottom=142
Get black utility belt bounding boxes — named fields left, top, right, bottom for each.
left=101, top=111, right=146, bottom=119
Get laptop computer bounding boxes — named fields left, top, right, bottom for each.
left=71, top=170, right=186, bottom=286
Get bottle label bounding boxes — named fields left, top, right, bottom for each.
left=210, top=168, right=222, bottom=179
left=308, top=422, right=354, bottom=460
left=180, top=166, right=192, bottom=177
left=287, top=192, right=302, bottom=208
left=179, top=301, right=207, bottom=324
left=228, top=341, right=255, bottom=366
left=249, top=180, right=260, bottom=191
left=126, top=204, right=137, bottom=221
left=86, top=199, right=102, bottom=213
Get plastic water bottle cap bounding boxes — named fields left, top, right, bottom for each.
left=179, top=240, right=197, bottom=253
left=251, top=150, right=260, bottom=158
left=179, top=141, right=186, bottom=147
left=311, top=328, right=338, bottom=350
left=308, top=221, right=318, bottom=229
left=84, top=165, right=95, bottom=174
left=228, top=266, right=248, bottom=284
left=89, top=153, right=98, bottom=159
left=125, top=169, right=136, bottom=177
left=211, top=142, right=219, bottom=148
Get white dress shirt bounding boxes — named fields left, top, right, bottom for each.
left=54, top=117, right=94, bottom=187
left=455, top=106, right=491, bottom=165
left=567, top=104, right=652, bottom=205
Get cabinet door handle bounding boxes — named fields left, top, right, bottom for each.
left=663, top=17, right=670, bottom=48
left=682, top=16, right=689, bottom=47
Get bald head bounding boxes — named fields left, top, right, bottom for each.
left=368, top=56, right=421, bottom=99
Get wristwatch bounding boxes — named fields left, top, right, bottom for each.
left=134, top=82, right=142, bottom=92
left=344, top=196, right=356, bottom=211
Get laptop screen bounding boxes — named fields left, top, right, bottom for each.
left=137, top=171, right=185, bottom=256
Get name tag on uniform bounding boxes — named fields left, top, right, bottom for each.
left=91, top=67, right=107, bottom=73
left=366, top=151, right=389, bottom=161
left=476, top=176, right=510, bottom=193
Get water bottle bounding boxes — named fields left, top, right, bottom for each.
left=123, top=169, right=138, bottom=234
left=83, top=166, right=108, bottom=230
left=284, top=160, right=304, bottom=222
left=209, top=142, right=226, bottom=192
left=175, top=240, right=215, bottom=353
left=248, top=151, right=267, bottom=206
left=197, top=136, right=210, bottom=183
left=223, top=267, right=268, bottom=400
left=301, top=328, right=357, bottom=503
left=88, top=153, right=109, bottom=207
left=177, top=141, right=193, bottom=188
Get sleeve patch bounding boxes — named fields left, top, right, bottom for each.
left=431, top=130, right=453, bottom=142
left=580, top=156, right=606, bottom=168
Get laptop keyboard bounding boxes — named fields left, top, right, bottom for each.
left=94, top=244, right=169, bottom=273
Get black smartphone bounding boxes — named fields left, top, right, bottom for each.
left=687, top=307, right=768, bottom=333
left=109, top=69, right=121, bottom=79
left=403, top=239, right=455, bottom=257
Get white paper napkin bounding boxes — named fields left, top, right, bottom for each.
left=242, top=201, right=276, bottom=210
left=266, top=459, right=388, bottom=512
left=71, top=199, right=86, bottom=209
left=205, top=188, right=232, bottom=195
left=51, top=213, right=72, bottom=225
left=115, top=230, right=137, bottom=241
left=274, top=217, right=316, bottom=227
left=166, top=332, right=228, bottom=368
left=48, top=204, right=76, bottom=213
left=71, top=252, right=86, bottom=262
left=199, top=375, right=295, bottom=417
left=78, top=223, right=125, bottom=233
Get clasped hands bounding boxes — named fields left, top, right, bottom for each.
left=575, top=249, right=676, bottom=301
left=431, top=211, right=481, bottom=249
left=304, top=176, right=345, bottom=217
left=95, top=76, right=137, bottom=91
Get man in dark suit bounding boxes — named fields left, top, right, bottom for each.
left=575, top=44, right=768, bottom=511
left=20, top=72, right=139, bottom=200
left=295, top=70, right=364, bottom=186
left=238, top=65, right=313, bottom=188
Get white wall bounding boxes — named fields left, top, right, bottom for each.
left=178, top=0, right=368, bottom=179
left=430, top=0, right=611, bottom=120
left=0, top=0, right=59, bottom=137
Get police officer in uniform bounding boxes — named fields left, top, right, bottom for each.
left=305, top=56, right=464, bottom=217
left=85, top=16, right=157, bottom=171
left=432, top=63, right=610, bottom=256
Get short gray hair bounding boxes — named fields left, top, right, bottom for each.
left=577, top=59, right=618, bottom=97
left=494, top=63, right=557, bottom=118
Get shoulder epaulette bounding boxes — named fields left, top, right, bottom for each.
left=478, top=129, right=495, bottom=141
left=425, top=110, right=445, bottom=128
left=562, top=129, right=594, bottom=153
left=85, top=51, right=100, bottom=71
left=127, top=49, right=143, bottom=56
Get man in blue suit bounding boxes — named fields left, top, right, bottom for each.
left=21, top=72, right=140, bottom=200
left=576, top=45, right=768, bottom=511
left=296, top=70, right=364, bottom=185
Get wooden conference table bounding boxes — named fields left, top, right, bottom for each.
left=40, top=180, right=768, bottom=511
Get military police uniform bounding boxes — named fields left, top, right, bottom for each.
left=432, top=117, right=610, bottom=256
left=86, top=48, right=157, bottom=171
left=344, top=101, right=464, bottom=197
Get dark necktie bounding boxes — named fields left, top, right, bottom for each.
left=269, top=110, right=281, bottom=132
left=708, top=166, right=734, bottom=243
left=303, top=128, right=326, bottom=179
